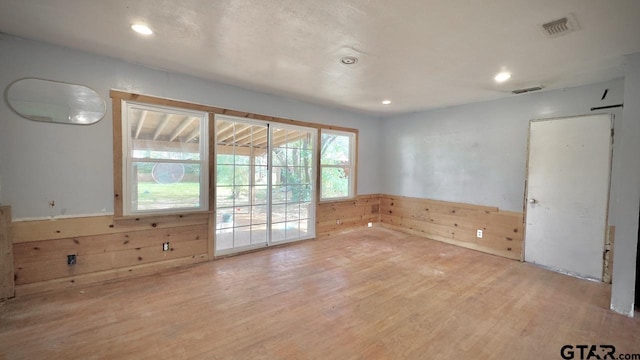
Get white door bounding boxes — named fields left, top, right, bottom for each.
left=524, top=114, right=612, bottom=280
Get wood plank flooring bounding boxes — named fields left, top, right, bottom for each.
left=1, top=227, right=639, bottom=359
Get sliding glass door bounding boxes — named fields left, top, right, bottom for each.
left=270, top=125, right=315, bottom=244
left=215, top=116, right=316, bottom=255
left=215, top=118, right=269, bottom=254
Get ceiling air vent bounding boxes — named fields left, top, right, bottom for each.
left=512, top=86, right=543, bottom=95
left=541, top=14, right=579, bottom=38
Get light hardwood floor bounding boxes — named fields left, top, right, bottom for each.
left=1, top=227, right=638, bottom=359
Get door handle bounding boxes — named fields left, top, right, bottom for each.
left=529, top=198, right=538, bottom=204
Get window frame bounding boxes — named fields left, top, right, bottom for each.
left=121, top=100, right=210, bottom=216
left=110, top=90, right=359, bottom=221
left=319, top=129, right=357, bottom=201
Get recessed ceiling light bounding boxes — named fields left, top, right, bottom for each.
left=340, top=56, right=358, bottom=65
left=131, top=24, right=153, bottom=36
left=381, top=100, right=391, bottom=105
left=494, top=71, right=512, bottom=83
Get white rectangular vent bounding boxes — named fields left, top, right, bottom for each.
left=541, top=14, right=579, bottom=38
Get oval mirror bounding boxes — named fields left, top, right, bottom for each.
left=5, top=78, right=106, bottom=125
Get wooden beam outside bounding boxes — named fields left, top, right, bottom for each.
left=133, top=139, right=200, bottom=153
left=169, top=117, right=195, bottom=142
left=215, top=145, right=254, bottom=156
left=110, top=90, right=358, bottom=133
left=134, top=110, right=147, bottom=139
left=234, top=126, right=266, bottom=145
left=184, top=127, right=200, bottom=143
left=214, top=122, right=235, bottom=141
left=153, top=114, right=171, bottom=140
left=215, top=122, right=243, bottom=144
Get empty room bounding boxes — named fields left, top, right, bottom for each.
left=1, top=1, right=640, bottom=359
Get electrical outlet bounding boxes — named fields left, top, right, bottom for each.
left=162, top=242, right=170, bottom=251
left=367, top=222, right=373, bottom=228
left=67, top=254, right=77, bottom=266
left=476, top=229, right=483, bottom=238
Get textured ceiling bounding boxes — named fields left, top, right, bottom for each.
left=0, top=0, right=639, bottom=115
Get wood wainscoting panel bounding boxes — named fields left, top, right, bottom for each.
left=379, top=195, right=524, bottom=260
left=14, top=255, right=207, bottom=297
left=0, top=206, right=14, bottom=299
left=10, top=194, right=524, bottom=295
left=11, top=214, right=211, bottom=295
left=316, top=194, right=381, bottom=236
left=11, top=212, right=210, bottom=243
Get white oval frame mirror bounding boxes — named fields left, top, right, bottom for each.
left=5, top=78, right=106, bottom=125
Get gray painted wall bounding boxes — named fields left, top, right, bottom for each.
left=380, top=79, right=624, bottom=212
left=0, top=34, right=382, bottom=219
left=610, top=53, right=640, bottom=316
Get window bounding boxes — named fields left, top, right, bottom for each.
left=112, top=91, right=358, bottom=221
left=122, top=101, right=208, bottom=215
left=320, top=129, right=356, bottom=200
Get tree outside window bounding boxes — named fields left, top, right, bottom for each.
left=320, top=130, right=355, bottom=200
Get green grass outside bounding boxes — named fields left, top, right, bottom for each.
left=137, top=182, right=200, bottom=209
left=135, top=182, right=312, bottom=210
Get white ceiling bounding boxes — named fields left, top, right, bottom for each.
left=1, top=0, right=639, bottom=115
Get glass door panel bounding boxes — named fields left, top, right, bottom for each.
left=215, top=118, right=269, bottom=255
left=215, top=116, right=316, bottom=255
left=270, top=125, right=316, bottom=244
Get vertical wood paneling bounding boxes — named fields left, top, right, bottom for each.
left=0, top=206, right=14, bottom=299
left=112, top=98, right=124, bottom=218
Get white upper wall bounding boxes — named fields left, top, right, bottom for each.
left=0, top=34, right=382, bottom=219
left=610, top=53, right=640, bottom=316
left=380, top=79, right=624, bottom=212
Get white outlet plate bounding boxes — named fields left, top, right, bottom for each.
left=476, top=229, right=483, bottom=238
left=367, top=222, right=373, bottom=228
